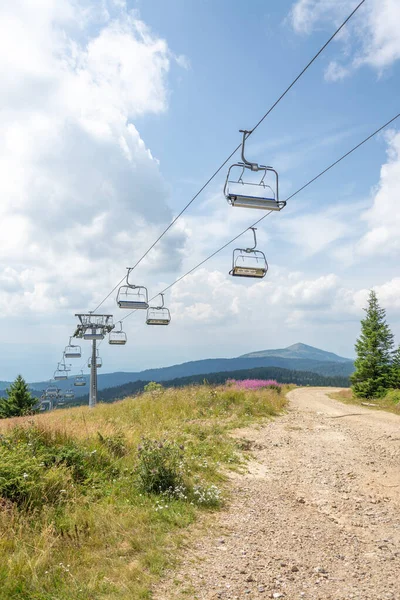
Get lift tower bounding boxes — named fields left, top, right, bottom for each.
left=73, top=313, right=114, bottom=408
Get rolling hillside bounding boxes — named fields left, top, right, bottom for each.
left=240, top=342, right=351, bottom=363
left=63, top=364, right=350, bottom=407
left=0, top=343, right=354, bottom=398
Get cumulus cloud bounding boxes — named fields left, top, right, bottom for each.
left=167, top=267, right=400, bottom=341
left=289, top=0, right=400, bottom=79
left=356, top=130, right=400, bottom=256
left=0, top=0, right=187, bottom=318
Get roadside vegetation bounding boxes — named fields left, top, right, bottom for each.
left=0, top=382, right=287, bottom=600
left=330, top=388, right=400, bottom=414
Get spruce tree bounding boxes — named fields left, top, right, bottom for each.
left=391, top=344, right=400, bottom=389
left=0, top=375, right=37, bottom=418
left=351, top=290, right=394, bottom=398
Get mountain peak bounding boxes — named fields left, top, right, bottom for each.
left=286, top=343, right=315, bottom=351
left=240, top=343, right=351, bottom=363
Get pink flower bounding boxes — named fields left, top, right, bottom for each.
left=226, top=379, right=281, bottom=390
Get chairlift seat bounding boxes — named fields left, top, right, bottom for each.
left=146, top=318, right=170, bottom=325
left=109, top=332, right=127, bottom=345
left=65, top=390, right=75, bottom=399
left=46, top=387, right=59, bottom=397
left=227, top=193, right=285, bottom=211
left=83, top=329, right=104, bottom=340
left=88, top=358, right=102, bottom=368
left=54, top=372, right=68, bottom=381
left=118, top=299, right=149, bottom=310
left=230, top=265, right=267, bottom=278
left=74, top=375, right=86, bottom=387
left=117, top=282, right=149, bottom=310
left=230, top=244, right=268, bottom=280
left=64, top=346, right=81, bottom=359
left=146, top=306, right=171, bottom=326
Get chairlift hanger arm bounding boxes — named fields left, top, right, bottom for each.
left=239, top=129, right=259, bottom=171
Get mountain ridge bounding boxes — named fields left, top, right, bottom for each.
left=240, top=343, right=351, bottom=363
left=0, top=342, right=353, bottom=397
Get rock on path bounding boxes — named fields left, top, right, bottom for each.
left=154, top=387, right=400, bottom=600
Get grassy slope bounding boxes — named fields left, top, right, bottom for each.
left=329, top=389, right=400, bottom=415
left=0, top=384, right=287, bottom=600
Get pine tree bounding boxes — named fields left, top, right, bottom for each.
left=351, top=290, right=394, bottom=398
left=391, top=345, right=400, bottom=389
left=0, top=375, right=37, bottom=418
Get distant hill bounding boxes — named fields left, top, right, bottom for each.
left=0, top=343, right=354, bottom=397
left=64, top=364, right=350, bottom=407
left=240, top=343, right=351, bottom=363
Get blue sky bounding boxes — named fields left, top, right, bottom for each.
left=1, top=0, right=400, bottom=381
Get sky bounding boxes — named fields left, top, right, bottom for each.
left=1, top=0, right=400, bottom=382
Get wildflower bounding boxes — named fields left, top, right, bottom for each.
left=23, top=473, right=28, bottom=479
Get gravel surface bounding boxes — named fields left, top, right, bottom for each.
left=154, top=387, right=400, bottom=600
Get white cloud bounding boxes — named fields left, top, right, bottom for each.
left=168, top=267, right=400, bottom=338
left=356, top=130, right=400, bottom=256
left=289, top=0, right=400, bottom=79
left=0, top=0, right=187, bottom=319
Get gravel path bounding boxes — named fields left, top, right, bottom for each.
left=154, top=387, right=400, bottom=600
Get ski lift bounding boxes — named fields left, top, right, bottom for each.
left=83, top=328, right=104, bottom=341
left=64, top=337, right=82, bottom=359
left=230, top=227, right=268, bottom=279
left=146, top=294, right=171, bottom=326
left=224, top=130, right=285, bottom=211
left=88, top=351, right=102, bottom=369
left=57, top=397, right=65, bottom=406
left=74, top=372, right=86, bottom=387
left=117, top=268, right=149, bottom=310
left=54, top=369, right=68, bottom=381
left=59, top=359, right=71, bottom=372
left=65, top=389, right=75, bottom=399
left=46, top=385, right=59, bottom=397
left=40, top=398, right=53, bottom=411
left=109, top=321, right=127, bottom=345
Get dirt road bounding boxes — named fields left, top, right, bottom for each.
left=155, top=388, right=400, bottom=600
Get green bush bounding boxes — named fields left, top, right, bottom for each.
left=144, top=381, right=164, bottom=394
left=384, top=389, right=400, bottom=405
left=136, top=438, right=184, bottom=494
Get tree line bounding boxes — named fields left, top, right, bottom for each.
left=68, top=365, right=350, bottom=407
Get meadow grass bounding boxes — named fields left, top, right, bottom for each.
left=329, top=388, right=400, bottom=415
left=0, top=384, right=287, bottom=600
